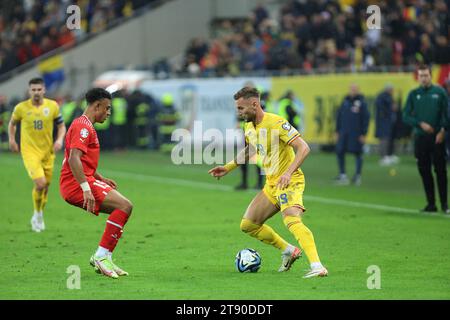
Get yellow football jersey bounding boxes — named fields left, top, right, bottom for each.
left=12, top=98, right=61, bottom=157
left=244, top=112, right=304, bottom=185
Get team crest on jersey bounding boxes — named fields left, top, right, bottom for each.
left=282, top=122, right=291, bottom=131
left=80, top=128, right=89, bottom=139
left=43, top=107, right=50, bottom=117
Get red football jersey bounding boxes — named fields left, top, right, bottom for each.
left=60, top=115, right=100, bottom=183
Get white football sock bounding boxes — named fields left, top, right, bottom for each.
left=95, top=246, right=110, bottom=258
left=282, top=244, right=296, bottom=255
left=311, top=262, right=323, bottom=270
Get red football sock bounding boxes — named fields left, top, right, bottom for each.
left=99, top=209, right=129, bottom=253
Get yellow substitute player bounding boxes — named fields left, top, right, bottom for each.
left=209, top=87, right=327, bottom=278
left=8, top=78, right=66, bottom=232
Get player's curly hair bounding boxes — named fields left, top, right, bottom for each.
left=233, top=87, right=260, bottom=100
left=85, top=88, right=112, bottom=104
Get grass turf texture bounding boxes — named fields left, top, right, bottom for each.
left=1, top=151, right=449, bottom=299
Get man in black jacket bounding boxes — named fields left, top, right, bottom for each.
left=403, top=65, right=450, bottom=213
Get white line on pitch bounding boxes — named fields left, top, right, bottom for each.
left=101, top=169, right=447, bottom=218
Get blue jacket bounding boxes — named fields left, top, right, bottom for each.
left=336, top=94, right=370, bottom=153
left=375, top=91, right=395, bottom=138
left=336, top=94, right=370, bottom=135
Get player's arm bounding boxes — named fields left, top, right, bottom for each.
left=68, top=148, right=96, bottom=213
left=94, top=171, right=117, bottom=189
left=276, top=136, right=310, bottom=190
left=208, top=144, right=255, bottom=179
left=8, top=118, right=19, bottom=152
left=53, top=108, right=66, bottom=151
left=54, top=122, right=66, bottom=152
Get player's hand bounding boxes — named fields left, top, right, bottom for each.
left=83, top=190, right=96, bottom=213
left=53, top=140, right=63, bottom=152
left=436, top=130, right=445, bottom=144
left=335, top=132, right=339, bottom=141
left=276, top=173, right=292, bottom=190
left=420, top=122, right=435, bottom=134
left=208, top=166, right=228, bottom=180
left=9, top=140, right=19, bottom=153
left=102, top=178, right=117, bottom=189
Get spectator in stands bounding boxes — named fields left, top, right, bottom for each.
left=0, top=40, right=19, bottom=74
left=17, top=33, right=41, bottom=64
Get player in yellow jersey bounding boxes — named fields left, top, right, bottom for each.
left=8, top=78, right=66, bottom=232
left=209, top=87, right=328, bottom=278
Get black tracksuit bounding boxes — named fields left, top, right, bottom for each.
left=403, top=84, right=449, bottom=210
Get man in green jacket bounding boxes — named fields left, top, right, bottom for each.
left=403, top=64, right=449, bottom=213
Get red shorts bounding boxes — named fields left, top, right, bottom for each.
left=60, top=176, right=113, bottom=215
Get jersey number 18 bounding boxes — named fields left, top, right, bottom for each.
left=34, top=120, right=43, bottom=130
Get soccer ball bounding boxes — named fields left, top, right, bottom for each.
left=235, top=248, right=261, bottom=273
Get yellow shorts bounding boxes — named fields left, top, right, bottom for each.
left=22, top=153, right=55, bottom=181
left=263, top=179, right=306, bottom=213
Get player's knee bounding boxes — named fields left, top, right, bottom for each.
left=240, top=218, right=260, bottom=235
left=35, top=180, right=47, bottom=191
left=120, top=199, right=133, bottom=215
left=281, top=208, right=303, bottom=219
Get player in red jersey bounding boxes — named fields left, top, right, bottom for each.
left=60, top=88, right=133, bottom=279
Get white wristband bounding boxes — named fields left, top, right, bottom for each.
left=80, top=182, right=91, bottom=192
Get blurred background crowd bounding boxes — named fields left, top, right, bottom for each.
left=0, top=0, right=154, bottom=74
left=182, top=0, right=449, bottom=76
left=1, top=0, right=449, bottom=77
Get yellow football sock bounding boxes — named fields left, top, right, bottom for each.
left=240, top=218, right=289, bottom=251
left=32, top=187, right=44, bottom=213
left=283, top=215, right=320, bottom=263
left=39, top=189, right=48, bottom=212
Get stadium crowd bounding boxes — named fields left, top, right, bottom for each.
left=182, top=0, right=450, bottom=76
left=0, top=0, right=154, bottom=75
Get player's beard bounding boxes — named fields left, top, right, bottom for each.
left=238, top=113, right=253, bottom=122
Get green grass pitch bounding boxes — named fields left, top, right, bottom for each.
left=1, top=150, right=449, bottom=299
